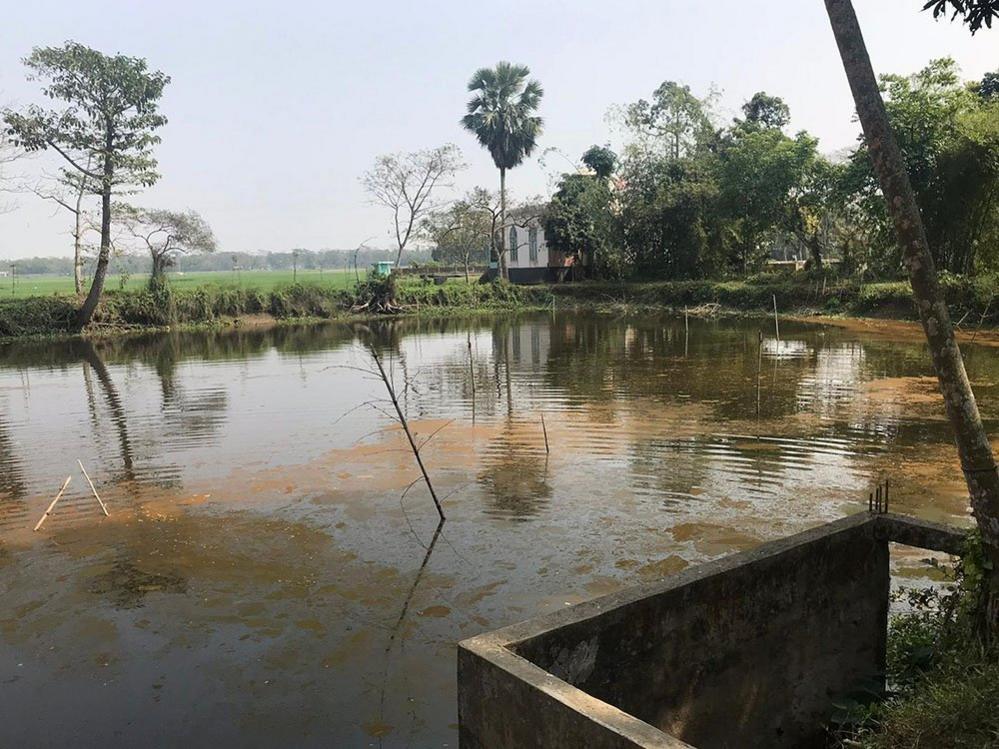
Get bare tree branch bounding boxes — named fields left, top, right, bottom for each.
left=360, top=144, right=465, bottom=268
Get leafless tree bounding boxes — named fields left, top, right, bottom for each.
left=20, top=164, right=96, bottom=293
left=0, top=129, right=24, bottom=214
left=422, top=190, right=494, bottom=281
left=116, top=205, right=218, bottom=286
left=361, top=144, right=465, bottom=268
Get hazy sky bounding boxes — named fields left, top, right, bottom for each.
left=0, top=0, right=994, bottom=259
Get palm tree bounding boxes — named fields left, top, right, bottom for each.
left=824, top=0, right=999, bottom=634
left=461, top=62, right=543, bottom=280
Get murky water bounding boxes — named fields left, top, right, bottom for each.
left=0, top=312, right=989, bottom=747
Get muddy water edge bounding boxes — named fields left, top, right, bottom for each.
left=0, top=311, right=988, bottom=747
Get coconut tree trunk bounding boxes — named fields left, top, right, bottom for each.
left=499, top=167, right=509, bottom=281
left=76, top=132, right=113, bottom=330
left=825, top=0, right=999, bottom=633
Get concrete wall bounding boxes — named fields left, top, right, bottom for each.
left=459, top=514, right=964, bottom=749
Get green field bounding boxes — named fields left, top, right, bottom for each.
left=2, top=269, right=367, bottom=299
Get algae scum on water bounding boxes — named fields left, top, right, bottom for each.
left=0, top=312, right=983, bottom=746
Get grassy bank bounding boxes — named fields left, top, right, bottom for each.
left=2, top=268, right=364, bottom=299
left=0, top=277, right=549, bottom=337
left=4, top=272, right=999, bottom=339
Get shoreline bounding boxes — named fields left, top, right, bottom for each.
left=3, top=275, right=997, bottom=344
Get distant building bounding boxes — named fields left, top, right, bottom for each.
left=489, top=217, right=580, bottom=284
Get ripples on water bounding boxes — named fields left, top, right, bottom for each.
left=0, top=313, right=988, bottom=746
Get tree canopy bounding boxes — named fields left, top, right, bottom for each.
left=3, top=41, right=169, bottom=328
left=4, top=42, right=169, bottom=192
left=923, top=0, right=999, bottom=32
left=117, top=205, right=217, bottom=284
left=461, top=62, right=544, bottom=172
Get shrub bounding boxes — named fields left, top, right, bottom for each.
left=836, top=532, right=999, bottom=748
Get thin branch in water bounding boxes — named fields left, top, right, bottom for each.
left=370, top=347, right=445, bottom=520
left=541, top=412, right=550, bottom=454
left=417, top=419, right=454, bottom=452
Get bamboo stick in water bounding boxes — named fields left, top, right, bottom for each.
left=34, top=476, right=72, bottom=531
left=78, top=460, right=109, bottom=516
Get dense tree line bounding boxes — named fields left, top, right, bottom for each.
left=543, top=58, right=998, bottom=282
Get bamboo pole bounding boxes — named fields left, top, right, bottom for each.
left=34, top=476, right=72, bottom=531
left=541, top=412, right=550, bottom=454
left=78, top=460, right=109, bottom=516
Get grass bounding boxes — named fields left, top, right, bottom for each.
left=834, top=534, right=999, bottom=749
left=2, top=268, right=366, bottom=299
left=6, top=269, right=999, bottom=339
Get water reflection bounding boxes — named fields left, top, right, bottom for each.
left=0, top=312, right=990, bottom=747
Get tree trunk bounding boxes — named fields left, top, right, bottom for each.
left=150, top=253, right=168, bottom=287
left=808, top=236, right=823, bottom=271
left=76, top=132, right=113, bottom=330
left=72, top=172, right=86, bottom=295
left=73, top=209, right=84, bottom=295
left=499, top=167, right=509, bottom=281
left=825, top=0, right=999, bottom=633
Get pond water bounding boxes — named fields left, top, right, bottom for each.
left=0, top=312, right=989, bottom=747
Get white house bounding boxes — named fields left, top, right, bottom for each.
left=493, top=217, right=579, bottom=284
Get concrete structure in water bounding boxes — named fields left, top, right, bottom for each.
left=458, top=512, right=964, bottom=748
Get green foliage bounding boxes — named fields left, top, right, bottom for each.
left=716, top=127, right=826, bottom=270
left=837, top=531, right=999, bottom=748
left=542, top=61, right=996, bottom=286
left=738, top=91, right=791, bottom=130
left=461, top=62, right=543, bottom=172
left=3, top=41, right=170, bottom=191
left=580, top=145, right=617, bottom=179
left=923, top=0, right=999, bottom=33
left=116, top=204, right=218, bottom=283
left=840, top=58, right=999, bottom=275
left=545, top=171, right=618, bottom=276
left=624, top=80, right=716, bottom=161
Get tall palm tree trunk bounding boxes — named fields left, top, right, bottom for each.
left=825, top=0, right=999, bottom=634
left=499, top=167, right=509, bottom=280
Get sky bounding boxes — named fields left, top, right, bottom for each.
left=0, top=0, right=995, bottom=260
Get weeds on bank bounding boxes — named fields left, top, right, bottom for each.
left=833, top=532, right=999, bottom=749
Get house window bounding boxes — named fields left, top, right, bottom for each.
left=529, top=227, right=538, bottom=265
left=509, top=226, right=519, bottom=264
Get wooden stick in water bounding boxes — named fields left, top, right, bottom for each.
left=541, top=412, right=550, bottom=454
left=684, top=307, right=690, bottom=357
left=34, top=476, right=72, bottom=531
left=772, top=294, right=780, bottom=344
left=78, top=460, right=109, bottom=516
